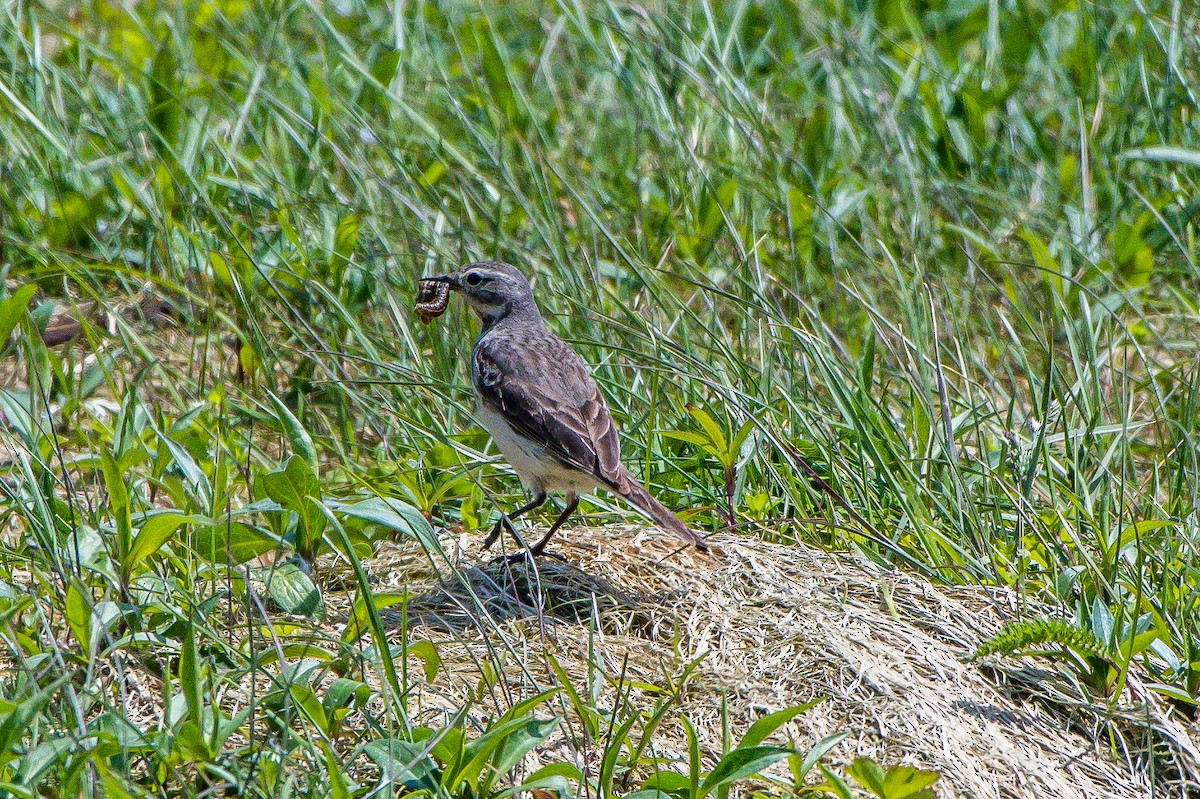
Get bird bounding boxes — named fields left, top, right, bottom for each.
left=423, top=261, right=709, bottom=557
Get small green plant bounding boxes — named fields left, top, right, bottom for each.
left=813, top=757, right=940, bottom=799
left=973, top=617, right=1116, bottom=696
left=663, top=405, right=756, bottom=531
left=361, top=689, right=564, bottom=797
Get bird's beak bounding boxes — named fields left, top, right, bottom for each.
left=424, top=273, right=461, bottom=289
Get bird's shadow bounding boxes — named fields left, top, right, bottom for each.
left=382, top=553, right=666, bottom=636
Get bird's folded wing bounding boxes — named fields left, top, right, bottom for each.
left=473, top=347, right=624, bottom=485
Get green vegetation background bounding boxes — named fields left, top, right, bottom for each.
left=0, top=0, right=1197, bottom=795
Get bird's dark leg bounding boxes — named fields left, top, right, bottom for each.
left=526, top=494, right=579, bottom=557
left=482, top=491, right=547, bottom=550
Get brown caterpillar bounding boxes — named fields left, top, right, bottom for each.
left=414, top=279, right=450, bottom=323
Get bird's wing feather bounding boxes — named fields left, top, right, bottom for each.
left=473, top=341, right=623, bottom=485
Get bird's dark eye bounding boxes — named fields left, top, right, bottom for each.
left=464, top=272, right=483, bottom=286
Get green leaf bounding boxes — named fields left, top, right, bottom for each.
left=341, top=592, right=409, bottom=644
left=289, top=684, right=330, bottom=735
left=148, top=36, right=181, bottom=152
left=173, top=720, right=210, bottom=762
left=878, top=764, right=940, bottom=799
left=408, top=639, right=440, bottom=682
left=688, top=405, right=729, bottom=460
left=65, top=584, right=91, bottom=653
left=330, top=214, right=360, bottom=286
left=179, top=620, right=203, bottom=730
left=331, top=497, right=437, bottom=550
left=125, top=513, right=188, bottom=579
left=737, top=699, right=822, bottom=749
left=819, top=764, right=856, bottom=799
left=452, top=690, right=559, bottom=792
left=859, top=328, right=877, bottom=391
left=100, top=452, right=132, bottom=568
left=265, top=391, right=317, bottom=469
left=1017, top=229, right=1063, bottom=294
left=266, top=561, right=324, bottom=618
left=323, top=741, right=351, bottom=799
left=370, top=49, right=402, bottom=87
left=1120, top=146, right=1200, bottom=168
left=699, top=745, right=793, bottom=797
left=847, top=757, right=887, bottom=796
left=660, top=430, right=716, bottom=450
left=476, top=22, right=517, bottom=127
left=263, top=456, right=326, bottom=553
left=0, top=284, right=36, bottom=349
left=486, top=717, right=560, bottom=788
left=787, top=186, right=814, bottom=260
left=731, top=419, right=756, bottom=461
left=362, top=738, right=438, bottom=792
left=683, top=715, right=700, bottom=789
left=323, top=678, right=371, bottom=721
left=192, top=522, right=277, bottom=564
left=0, top=676, right=67, bottom=766
left=520, top=761, right=583, bottom=786
left=795, top=730, right=850, bottom=781
left=639, top=771, right=691, bottom=794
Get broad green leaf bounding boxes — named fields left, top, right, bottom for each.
left=331, top=497, right=436, bottom=550
left=485, top=717, right=559, bottom=790
left=521, top=762, right=583, bottom=785
left=100, top=452, right=131, bottom=566
left=737, top=699, right=822, bottom=749
left=408, top=639, right=440, bottom=682
left=265, top=391, right=317, bottom=469
left=847, top=757, right=887, bottom=795
left=639, top=771, right=691, bottom=794
left=289, top=684, right=330, bottom=735
left=342, top=592, right=409, bottom=644
left=65, top=584, right=91, bottom=652
left=476, top=22, right=517, bottom=127
left=795, top=730, right=851, bottom=781
left=879, top=764, right=940, bottom=798
left=192, top=522, right=277, bottom=564
left=688, top=405, right=729, bottom=459
left=331, top=214, right=360, bottom=286
left=125, top=513, right=188, bottom=579
left=323, top=742, right=350, bottom=799
left=0, top=284, right=36, bottom=348
left=361, top=738, right=438, bottom=792
left=786, top=186, right=813, bottom=259
left=0, top=676, right=68, bottom=765
left=370, top=49, right=402, bottom=87
left=180, top=621, right=203, bottom=730
left=173, top=720, right=210, bottom=762
left=699, top=745, right=793, bottom=797
left=148, top=37, right=181, bottom=151
left=660, top=430, right=716, bottom=450
left=263, top=456, right=326, bottom=547
left=820, top=764, right=857, bottom=799
left=323, top=678, right=371, bottom=720
left=454, top=690, right=559, bottom=791
left=266, top=561, right=324, bottom=618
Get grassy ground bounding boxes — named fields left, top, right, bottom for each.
left=1, top=0, right=1198, bottom=795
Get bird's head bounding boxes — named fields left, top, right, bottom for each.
left=426, top=261, right=536, bottom=324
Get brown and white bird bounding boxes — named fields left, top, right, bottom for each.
left=425, top=261, right=709, bottom=556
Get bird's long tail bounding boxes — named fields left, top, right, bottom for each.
left=617, top=472, right=710, bottom=552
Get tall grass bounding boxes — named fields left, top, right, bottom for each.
left=0, top=0, right=1197, bottom=793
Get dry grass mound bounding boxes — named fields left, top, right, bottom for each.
left=353, top=525, right=1199, bottom=798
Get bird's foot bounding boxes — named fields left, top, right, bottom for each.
left=495, top=547, right=566, bottom=565
left=481, top=515, right=512, bottom=550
